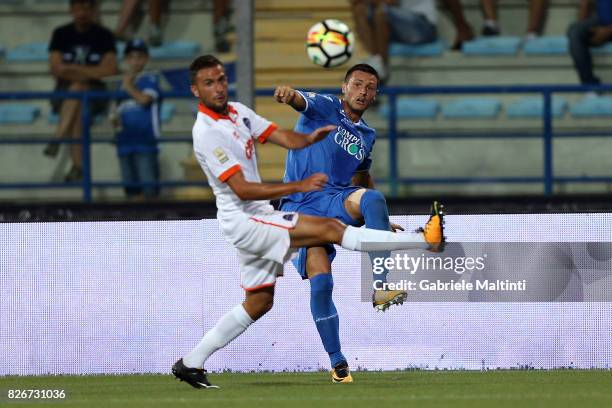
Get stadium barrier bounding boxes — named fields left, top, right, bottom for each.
left=1, top=214, right=611, bottom=375
left=2, top=84, right=612, bottom=201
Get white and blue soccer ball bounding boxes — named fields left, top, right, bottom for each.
left=306, top=19, right=354, bottom=68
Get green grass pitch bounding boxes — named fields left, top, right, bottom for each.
left=1, top=370, right=611, bottom=407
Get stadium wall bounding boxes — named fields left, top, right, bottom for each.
left=1, top=214, right=611, bottom=375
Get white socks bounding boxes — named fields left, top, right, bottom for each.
left=340, top=225, right=427, bottom=252
left=183, top=304, right=254, bottom=369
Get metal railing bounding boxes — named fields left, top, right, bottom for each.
left=1, top=84, right=611, bottom=201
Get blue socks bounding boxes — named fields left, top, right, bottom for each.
left=309, top=273, right=345, bottom=368
left=360, top=189, right=392, bottom=284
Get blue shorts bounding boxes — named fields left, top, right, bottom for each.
left=279, top=186, right=363, bottom=279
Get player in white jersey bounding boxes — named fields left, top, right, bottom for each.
left=172, top=55, right=446, bottom=388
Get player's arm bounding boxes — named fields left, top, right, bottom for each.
left=265, top=125, right=335, bottom=150
left=226, top=170, right=327, bottom=201
left=274, top=85, right=306, bottom=111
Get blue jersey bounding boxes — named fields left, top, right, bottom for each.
left=116, top=73, right=161, bottom=155
left=282, top=91, right=376, bottom=204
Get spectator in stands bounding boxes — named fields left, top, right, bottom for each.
left=480, top=0, right=548, bottom=40
left=213, top=0, right=233, bottom=53
left=351, top=0, right=438, bottom=81
left=443, top=0, right=475, bottom=50
left=114, top=0, right=167, bottom=46
left=46, top=0, right=118, bottom=182
left=568, top=0, right=612, bottom=88
left=111, top=39, right=161, bottom=200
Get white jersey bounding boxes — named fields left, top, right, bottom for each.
left=192, top=101, right=278, bottom=229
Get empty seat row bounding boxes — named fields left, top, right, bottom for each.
left=390, top=35, right=612, bottom=57
left=0, top=41, right=201, bottom=62
left=378, top=95, right=612, bottom=119
left=0, top=102, right=176, bottom=124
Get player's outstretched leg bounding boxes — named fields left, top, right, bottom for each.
left=290, top=201, right=445, bottom=253
left=173, top=286, right=274, bottom=389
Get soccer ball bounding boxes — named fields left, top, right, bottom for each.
left=306, top=19, right=354, bottom=68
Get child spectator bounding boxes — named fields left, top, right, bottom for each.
left=112, top=39, right=161, bottom=199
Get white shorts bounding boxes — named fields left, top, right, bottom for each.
left=223, top=210, right=299, bottom=291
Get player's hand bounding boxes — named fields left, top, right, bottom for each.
left=274, top=85, right=297, bottom=104
left=298, top=173, right=328, bottom=192
left=307, top=125, right=336, bottom=145
left=390, top=222, right=405, bottom=233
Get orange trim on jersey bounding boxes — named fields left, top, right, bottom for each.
left=218, top=164, right=241, bottom=182
left=198, top=103, right=238, bottom=121
left=241, top=282, right=276, bottom=292
left=249, top=216, right=294, bottom=230
left=257, top=123, right=278, bottom=144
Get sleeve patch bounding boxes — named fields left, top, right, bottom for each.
left=213, top=147, right=230, bottom=164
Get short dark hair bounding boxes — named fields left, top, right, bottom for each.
left=344, top=63, right=379, bottom=84
left=70, top=0, right=97, bottom=7
left=189, top=55, right=224, bottom=84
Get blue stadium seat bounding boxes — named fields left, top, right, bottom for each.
left=506, top=96, right=567, bottom=118
left=0, top=44, right=4, bottom=57
left=149, top=41, right=201, bottom=60
left=160, top=102, right=175, bottom=123
left=389, top=40, right=445, bottom=57
left=442, top=98, right=501, bottom=118
left=570, top=96, right=612, bottom=117
left=47, top=112, right=105, bottom=125
left=378, top=98, right=439, bottom=119
left=462, top=36, right=521, bottom=56
left=0, top=104, right=40, bottom=124
left=523, top=36, right=568, bottom=56
left=591, top=42, right=612, bottom=55
left=6, top=42, right=48, bottom=62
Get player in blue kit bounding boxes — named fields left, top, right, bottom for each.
left=274, top=64, right=442, bottom=383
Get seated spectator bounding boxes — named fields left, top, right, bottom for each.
left=351, top=0, right=438, bottom=81
left=213, top=0, right=233, bottom=53
left=114, top=0, right=167, bottom=46
left=442, top=0, right=475, bottom=50
left=111, top=39, right=161, bottom=200
left=480, top=0, right=548, bottom=40
left=568, top=0, right=612, bottom=89
left=45, top=0, right=118, bottom=182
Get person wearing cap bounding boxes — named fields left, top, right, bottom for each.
left=113, top=39, right=162, bottom=200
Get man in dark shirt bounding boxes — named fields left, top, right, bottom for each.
left=568, top=0, right=612, bottom=88
left=45, top=0, right=118, bottom=182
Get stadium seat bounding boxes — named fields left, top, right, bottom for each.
left=149, top=41, right=201, bottom=60
left=570, top=96, right=612, bottom=117
left=160, top=102, right=175, bottom=123
left=0, top=103, right=40, bottom=124
left=591, top=42, right=612, bottom=55
left=0, top=44, right=4, bottom=57
left=6, top=42, right=48, bottom=62
left=523, top=36, right=568, bottom=56
left=378, top=98, right=439, bottom=119
left=389, top=40, right=445, bottom=57
left=462, top=36, right=522, bottom=56
left=506, top=96, right=567, bottom=118
left=442, top=98, right=501, bottom=118
left=162, top=62, right=236, bottom=92
left=47, top=112, right=105, bottom=125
